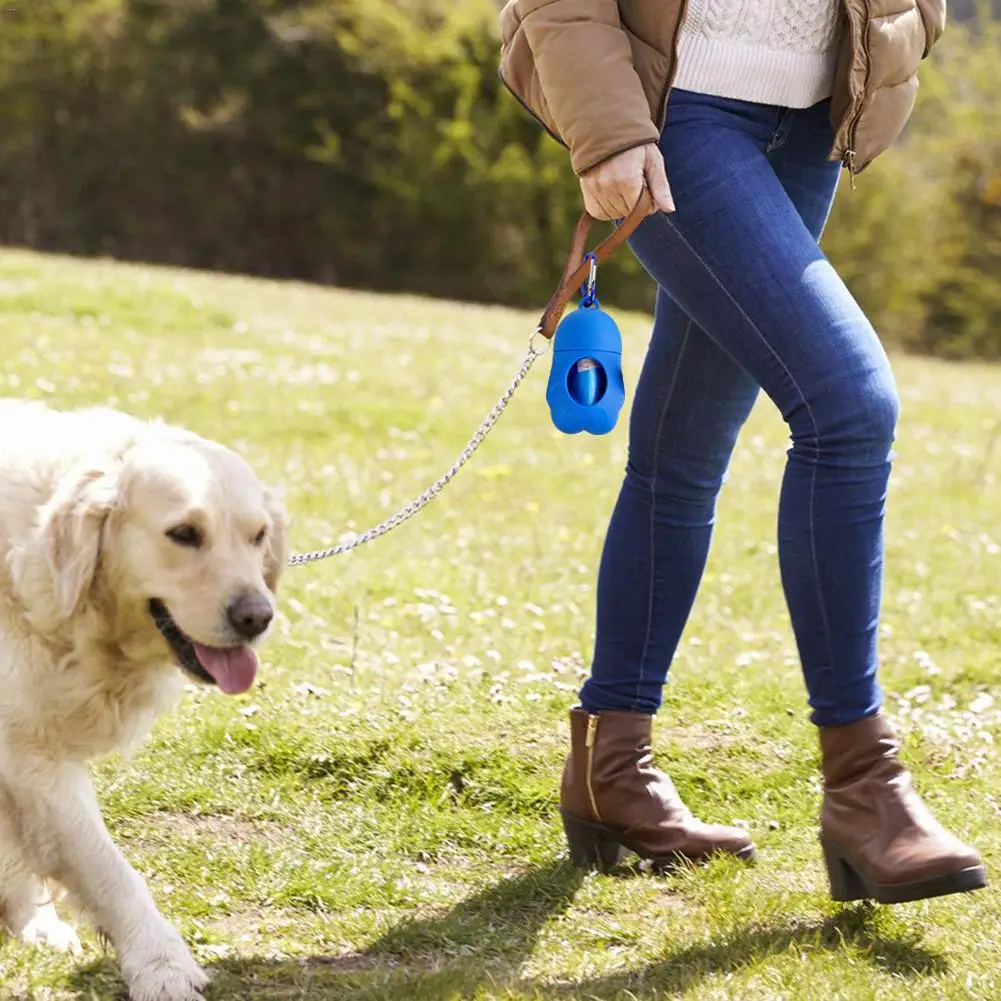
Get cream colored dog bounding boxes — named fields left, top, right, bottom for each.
left=0, top=399, right=288, bottom=1000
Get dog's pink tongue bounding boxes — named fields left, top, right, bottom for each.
left=192, top=644, right=258, bottom=695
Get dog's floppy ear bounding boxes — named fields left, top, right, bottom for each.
left=263, top=483, right=290, bottom=596
left=34, top=462, right=119, bottom=620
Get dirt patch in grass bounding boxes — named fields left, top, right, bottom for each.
left=140, top=812, right=290, bottom=846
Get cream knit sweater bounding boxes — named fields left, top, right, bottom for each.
left=672, top=0, right=845, bottom=109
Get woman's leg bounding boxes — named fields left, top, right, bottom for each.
left=617, top=90, right=893, bottom=727
left=565, top=93, right=805, bottom=871
left=582, top=91, right=870, bottom=724
left=580, top=286, right=759, bottom=714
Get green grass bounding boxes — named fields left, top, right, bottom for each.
left=1, top=248, right=1000, bottom=1001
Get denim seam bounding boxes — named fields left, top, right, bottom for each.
left=631, top=316, right=694, bottom=713
left=765, top=108, right=794, bottom=154
left=662, top=217, right=838, bottom=685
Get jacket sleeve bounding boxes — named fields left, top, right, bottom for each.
left=519, top=0, right=660, bottom=175
left=915, top=0, right=946, bottom=57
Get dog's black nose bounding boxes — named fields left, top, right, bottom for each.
left=227, top=593, right=274, bottom=640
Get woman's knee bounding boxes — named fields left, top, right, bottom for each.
left=622, top=451, right=732, bottom=532
left=792, top=366, right=900, bottom=467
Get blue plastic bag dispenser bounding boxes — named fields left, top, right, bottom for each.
left=545, top=257, right=625, bottom=436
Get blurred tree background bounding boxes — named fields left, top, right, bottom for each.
left=0, top=0, right=998, bottom=358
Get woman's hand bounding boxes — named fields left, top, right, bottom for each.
left=579, top=143, right=675, bottom=221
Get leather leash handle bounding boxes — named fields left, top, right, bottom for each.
left=537, top=188, right=654, bottom=340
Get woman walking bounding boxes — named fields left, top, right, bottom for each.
left=499, top=0, right=986, bottom=904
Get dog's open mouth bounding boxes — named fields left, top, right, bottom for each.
left=148, top=599, right=258, bottom=695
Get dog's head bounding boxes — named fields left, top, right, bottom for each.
left=25, top=428, right=289, bottom=694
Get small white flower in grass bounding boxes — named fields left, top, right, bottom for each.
left=969, top=693, right=994, bottom=715
left=290, top=683, right=330, bottom=698
left=913, top=650, right=941, bottom=675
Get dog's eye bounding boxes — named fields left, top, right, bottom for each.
left=166, top=524, right=203, bottom=548
left=253, top=527, right=267, bottom=546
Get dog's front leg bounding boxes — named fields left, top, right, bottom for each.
left=9, top=758, right=207, bottom=1001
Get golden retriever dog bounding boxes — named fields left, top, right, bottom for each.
left=0, top=398, right=288, bottom=1000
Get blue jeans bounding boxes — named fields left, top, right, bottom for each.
left=579, top=89, right=896, bottom=728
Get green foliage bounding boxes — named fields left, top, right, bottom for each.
left=0, top=2, right=997, bottom=356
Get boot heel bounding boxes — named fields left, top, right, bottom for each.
left=821, top=838, right=869, bottom=902
left=561, top=809, right=627, bottom=873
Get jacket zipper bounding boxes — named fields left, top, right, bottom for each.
left=839, top=0, right=873, bottom=189
left=584, top=713, right=602, bottom=822
left=654, top=0, right=691, bottom=133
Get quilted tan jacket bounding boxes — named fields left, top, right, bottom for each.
left=499, top=0, right=946, bottom=176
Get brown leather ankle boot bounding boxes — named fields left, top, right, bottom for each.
left=819, top=712, right=987, bottom=904
left=559, top=707, right=756, bottom=872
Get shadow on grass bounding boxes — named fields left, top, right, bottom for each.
left=558, top=905, right=948, bottom=1000
left=62, top=865, right=947, bottom=1000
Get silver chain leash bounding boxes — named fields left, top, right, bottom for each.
left=287, top=336, right=548, bottom=567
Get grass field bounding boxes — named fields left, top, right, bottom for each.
left=0, top=247, right=999, bottom=1001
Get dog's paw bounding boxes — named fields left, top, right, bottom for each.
left=19, top=903, right=83, bottom=955
left=120, top=925, right=208, bottom=1001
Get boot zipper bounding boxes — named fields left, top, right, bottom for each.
left=584, top=714, right=602, bottom=822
